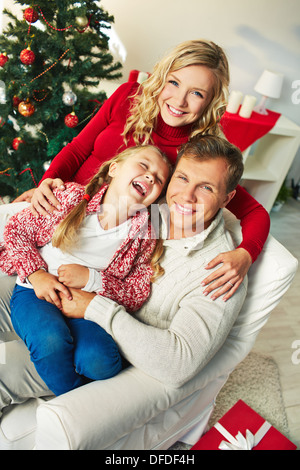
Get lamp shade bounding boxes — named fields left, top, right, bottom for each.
left=254, top=70, right=284, bottom=99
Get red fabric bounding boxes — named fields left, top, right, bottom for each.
left=226, top=184, right=270, bottom=262
left=221, top=108, right=281, bottom=152
left=41, top=81, right=270, bottom=261
left=192, top=400, right=297, bottom=450
left=128, top=70, right=140, bottom=82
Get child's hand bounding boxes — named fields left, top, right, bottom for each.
left=57, top=264, right=90, bottom=289
left=28, top=269, right=72, bottom=309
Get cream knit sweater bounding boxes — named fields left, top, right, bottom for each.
left=85, top=209, right=247, bottom=388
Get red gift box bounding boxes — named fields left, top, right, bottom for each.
left=192, top=400, right=297, bottom=450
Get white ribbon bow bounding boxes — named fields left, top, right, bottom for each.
left=215, top=420, right=272, bottom=450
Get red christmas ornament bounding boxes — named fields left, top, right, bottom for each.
left=23, top=7, right=39, bottom=23
left=0, top=53, right=9, bottom=67
left=64, top=112, right=79, bottom=128
left=18, top=99, right=35, bottom=117
left=12, top=137, right=25, bottom=150
left=20, top=47, right=35, bottom=65
left=13, top=95, right=22, bottom=108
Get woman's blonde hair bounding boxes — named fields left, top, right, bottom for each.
left=52, top=145, right=171, bottom=282
left=123, top=39, right=230, bottom=145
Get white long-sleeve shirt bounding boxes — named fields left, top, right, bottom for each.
left=16, top=213, right=131, bottom=292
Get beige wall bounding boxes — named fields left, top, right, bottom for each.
left=102, top=0, right=300, bottom=180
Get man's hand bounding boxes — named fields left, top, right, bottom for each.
left=58, top=264, right=90, bottom=288
left=60, top=288, right=96, bottom=318
left=28, top=269, right=73, bottom=310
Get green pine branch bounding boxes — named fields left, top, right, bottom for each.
left=0, top=0, right=122, bottom=199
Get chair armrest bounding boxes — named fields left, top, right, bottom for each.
left=35, top=366, right=171, bottom=450
left=34, top=341, right=257, bottom=450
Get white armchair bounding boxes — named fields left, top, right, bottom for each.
left=0, top=211, right=297, bottom=450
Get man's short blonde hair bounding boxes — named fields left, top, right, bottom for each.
left=176, top=135, right=244, bottom=193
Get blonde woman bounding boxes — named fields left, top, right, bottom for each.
left=0, top=145, right=171, bottom=395
left=14, top=39, right=270, bottom=300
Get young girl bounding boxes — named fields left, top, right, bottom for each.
left=0, top=145, right=171, bottom=396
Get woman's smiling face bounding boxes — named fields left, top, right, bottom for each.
left=158, top=65, right=215, bottom=128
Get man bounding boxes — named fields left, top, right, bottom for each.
left=60, top=135, right=247, bottom=387
left=0, top=135, right=246, bottom=413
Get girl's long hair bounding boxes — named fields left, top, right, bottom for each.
left=123, top=39, right=229, bottom=145
left=52, top=145, right=171, bottom=282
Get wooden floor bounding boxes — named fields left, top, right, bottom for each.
left=252, top=197, right=300, bottom=448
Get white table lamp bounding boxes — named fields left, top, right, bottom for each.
left=254, top=70, right=283, bottom=115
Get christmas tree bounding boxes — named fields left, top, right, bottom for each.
left=0, top=1, right=122, bottom=200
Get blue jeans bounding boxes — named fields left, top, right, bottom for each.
left=10, top=285, right=123, bottom=396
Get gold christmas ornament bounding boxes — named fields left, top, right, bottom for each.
left=76, top=16, right=89, bottom=28
left=18, top=99, right=35, bottom=117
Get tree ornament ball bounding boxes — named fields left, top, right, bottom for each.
left=23, top=7, right=39, bottom=23
left=62, top=91, right=77, bottom=106
left=20, top=48, right=35, bottom=65
left=12, top=137, right=25, bottom=150
left=76, top=15, right=89, bottom=28
left=18, top=99, right=35, bottom=117
left=13, top=95, right=22, bottom=108
left=65, top=112, right=79, bottom=128
left=0, top=53, right=9, bottom=67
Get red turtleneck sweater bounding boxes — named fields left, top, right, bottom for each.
left=41, top=81, right=270, bottom=261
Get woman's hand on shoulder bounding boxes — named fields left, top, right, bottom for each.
left=31, top=178, right=66, bottom=218
left=201, top=247, right=252, bottom=302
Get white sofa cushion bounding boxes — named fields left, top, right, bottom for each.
left=0, top=398, right=47, bottom=450
left=223, top=210, right=298, bottom=339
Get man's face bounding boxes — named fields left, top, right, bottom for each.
left=166, top=155, right=236, bottom=239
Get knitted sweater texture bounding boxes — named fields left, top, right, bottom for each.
left=85, top=209, right=247, bottom=387
left=0, top=183, right=156, bottom=312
